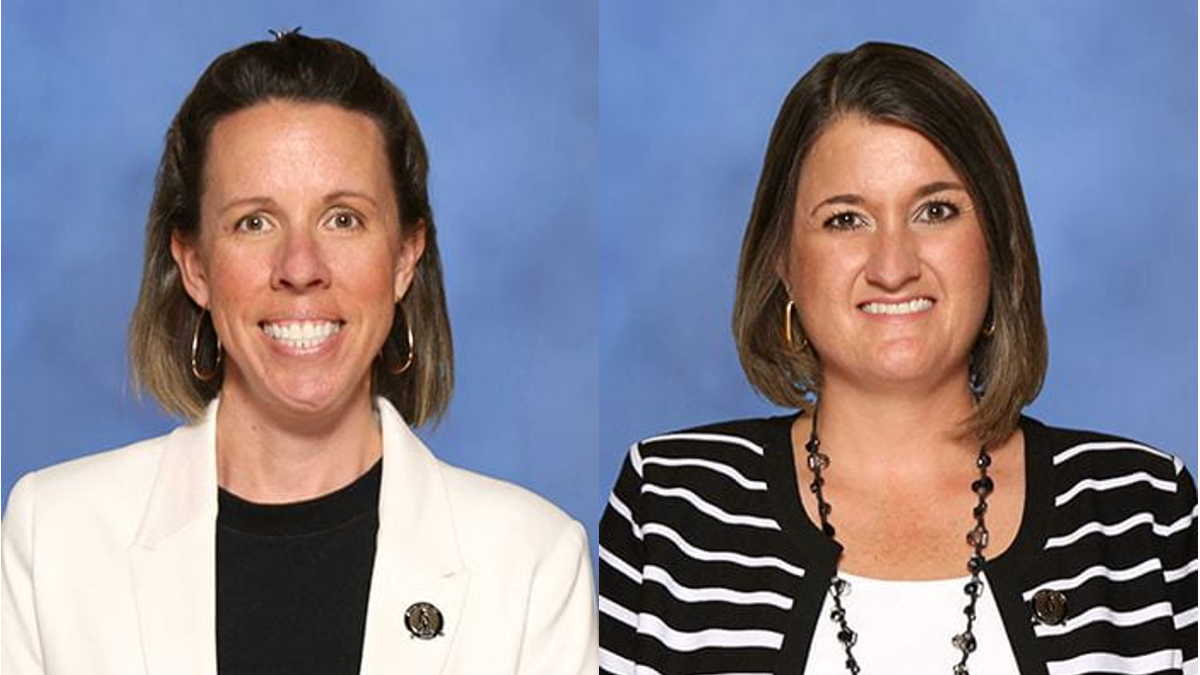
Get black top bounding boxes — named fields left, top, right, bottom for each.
left=599, top=414, right=1197, bottom=674
left=217, top=460, right=382, bottom=675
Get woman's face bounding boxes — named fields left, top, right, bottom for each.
left=781, top=114, right=990, bottom=392
left=172, top=101, right=424, bottom=421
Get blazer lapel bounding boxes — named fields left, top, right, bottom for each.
left=126, top=398, right=468, bottom=675
left=360, top=400, right=471, bottom=675
left=128, top=401, right=220, bottom=675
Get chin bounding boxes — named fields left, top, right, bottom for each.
left=224, top=356, right=373, bottom=421
left=871, top=347, right=969, bottom=386
left=261, top=373, right=364, bottom=418
left=872, top=341, right=923, bottom=367
left=864, top=344, right=938, bottom=380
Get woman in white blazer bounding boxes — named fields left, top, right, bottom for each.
left=2, top=31, right=597, bottom=675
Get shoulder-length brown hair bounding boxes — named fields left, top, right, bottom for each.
left=129, top=33, right=453, bottom=426
left=732, top=42, right=1047, bottom=448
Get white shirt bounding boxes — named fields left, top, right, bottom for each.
left=806, top=572, right=1020, bottom=674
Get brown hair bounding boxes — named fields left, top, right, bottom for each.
left=732, top=42, right=1047, bottom=448
left=129, top=32, right=453, bottom=425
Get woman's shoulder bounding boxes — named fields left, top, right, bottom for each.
left=605, top=416, right=797, bottom=523
left=3, top=433, right=170, bottom=534
left=1022, top=414, right=1189, bottom=480
left=433, top=459, right=586, bottom=560
left=1020, top=415, right=1195, bottom=540
left=8, top=434, right=168, bottom=502
left=437, top=459, right=575, bottom=527
left=631, top=415, right=795, bottom=459
left=614, top=415, right=796, bottom=490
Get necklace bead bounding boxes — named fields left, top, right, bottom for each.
left=805, top=407, right=992, bottom=674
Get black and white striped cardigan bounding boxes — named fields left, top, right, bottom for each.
left=599, top=414, right=1197, bottom=674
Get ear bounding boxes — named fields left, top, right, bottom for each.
left=171, top=231, right=211, bottom=308
left=393, top=219, right=427, bottom=301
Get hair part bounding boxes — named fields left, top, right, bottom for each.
left=129, top=33, right=453, bottom=426
left=732, top=42, right=1047, bottom=448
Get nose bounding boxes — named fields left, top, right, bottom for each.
left=864, top=223, right=921, bottom=291
left=270, top=228, right=331, bottom=292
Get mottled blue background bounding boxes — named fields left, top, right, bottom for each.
left=599, top=0, right=1198, bottom=510
left=3, top=0, right=1198, bottom=562
left=1, top=0, right=599, bottom=551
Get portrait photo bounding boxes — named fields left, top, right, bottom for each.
left=2, top=1, right=599, bottom=673
left=600, top=2, right=1197, bottom=499
left=3, top=1, right=599, bottom=541
left=598, top=2, right=1196, bottom=673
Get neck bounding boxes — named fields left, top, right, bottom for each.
left=811, top=369, right=980, bottom=479
left=215, top=382, right=382, bottom=504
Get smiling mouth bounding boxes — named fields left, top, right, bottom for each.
left=260, top=320, right=344, bottom=350
left=859, top=298, right=935, bottom=316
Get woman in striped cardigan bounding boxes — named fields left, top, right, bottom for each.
left=599, top=42, right=1196, bottom=675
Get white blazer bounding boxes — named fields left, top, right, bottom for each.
left=1, top=398, right=598, bottom=674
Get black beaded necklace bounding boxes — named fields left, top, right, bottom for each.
left=804, top=406, right=994, bottom=675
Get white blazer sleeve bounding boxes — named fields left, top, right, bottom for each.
left=3, top=473, right=46, bottom=675
left=518, top=520, right=598, bottom=675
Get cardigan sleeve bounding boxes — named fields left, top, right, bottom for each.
left=2, top=472, right=46, bottom=675
left=598, top=445, right=645, bottom=674
left=1162, top=462, right=1196, bottom=672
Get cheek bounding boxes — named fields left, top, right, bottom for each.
left=942, top=230, right=991, bottom=295
left=341, top=245, right=404, bottom=312
left=790, top=239, right=865, bottom=315
left=925, top=229, right=992, bottom=330
left=204, top=249, right=267, bottom=307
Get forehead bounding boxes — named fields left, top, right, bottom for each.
left=797, top=115, right=963, bottom=203
left=202, top=100, right=391, bottom=198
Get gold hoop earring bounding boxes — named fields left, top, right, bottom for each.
left=982, top=313, right=996, bottom=338
left=784, top=300, right=809, bottom=351
left=385, top=302, right=415, bottom=375
left=190, top=308, right=223, bottom=382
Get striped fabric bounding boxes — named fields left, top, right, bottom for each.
left=599, top=415, right=1197, bottom=674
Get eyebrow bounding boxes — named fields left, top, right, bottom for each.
left=217, top=195, right=276, bottom=217
left=217, top=190, right=380, bottom=216
left=326, top=190, right=380, bottom=209
left=808, top=181, right=967, bottom=217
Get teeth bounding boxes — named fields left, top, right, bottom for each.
left=262, top=321, right=342, bottom=350
left=860, top=298, right=933, bottom=316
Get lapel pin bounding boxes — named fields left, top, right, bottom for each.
left=1031, top=589, right=1068, bottom=625
left=404, top=601, right=445, bottom=640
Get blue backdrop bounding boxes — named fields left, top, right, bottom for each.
left=3, top=1, right=1198, bottom=566
left=599, top=0, right=1198, bottom=512
left=1, top=0, right=599, bottom=551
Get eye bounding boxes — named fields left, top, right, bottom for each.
left=823, top=211, right=866, bottom=230
left=327, top=210, right=364, bottom=231
left=916, top=200, right=960, bottom=223
left=234, top=214, right=271, bottom=233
